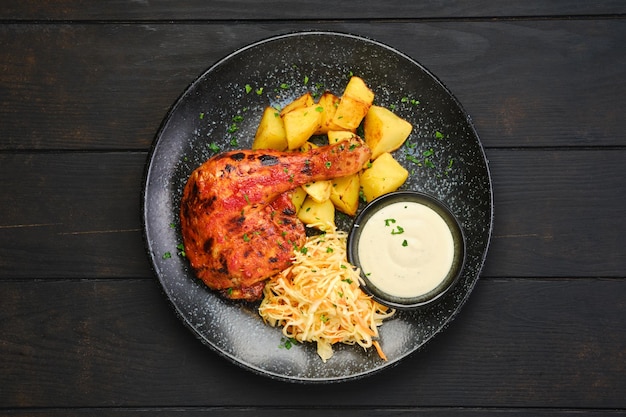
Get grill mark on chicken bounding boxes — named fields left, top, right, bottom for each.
left=259, top=154, right=280, bottom=166
left=180, top=136, right=371, bottom=301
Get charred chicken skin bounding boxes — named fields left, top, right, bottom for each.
left=180, top=136, right=371, bottom=301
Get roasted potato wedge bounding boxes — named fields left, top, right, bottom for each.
left=364, top=105, right=413, bottom=159
left=330, top=173, right=360, bottom=216
left=297, top=196, right=336, bottom=230
left=252, top=107, right=287, bottom=150
left=359, top=152, right=409, bottom=202
left=282, top=104, right=323, bottom=150
left=327, top=130, right=356, bottom=145
left=302, top=180, right=332, bottom=203
left=330, top=76, right=374, bottom=131
left=314, top=91, right=344, bottom=134
left=280, top=92, right=315, bottom=117
left=290, top=186, right=308, bottom=213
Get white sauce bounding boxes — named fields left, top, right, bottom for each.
left=357, top=201, right=454, bottom=298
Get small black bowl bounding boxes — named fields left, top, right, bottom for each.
left=347, top=191, right=466, bottom=309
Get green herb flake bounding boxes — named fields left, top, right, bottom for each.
left=280, top=337, right=296, bottom=350
left=304, top=75, right=310, bottom=85
left=435, top=130, right=444, bottom=139
left=199, top=112, right=205, bottom=120
left=245, top=84, right=253, bottom=94
left=208, top=142, right=220, bottom=153
left=280, top=83, right=290, bottom=90
left=402, top=239, right=408, bottom=247
left=162, top=252, right=172, bottom=259
left=391, top=226, right=405, bottom=235
left=384, top=218, right=396, bottom=227
left=176, top=243, right=186, bottom=258
left=256, top=87, right=264, bottom=95
left=325, top=161, right=332, bottom=169
left=243, top=233, right=250, bottom=242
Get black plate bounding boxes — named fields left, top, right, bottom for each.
left=142, top=31, right=493, bottom=383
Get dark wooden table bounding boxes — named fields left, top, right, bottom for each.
left=2, top=2, right=625, bottom=415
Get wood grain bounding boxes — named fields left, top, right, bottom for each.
left=2, top=0, right=625, bottom=20
left=1, top=20, right=624, bottom=151
left=0, top=278, right=624, bottom=409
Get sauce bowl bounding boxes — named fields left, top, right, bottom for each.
left=347, top=191, right=466, bottom=309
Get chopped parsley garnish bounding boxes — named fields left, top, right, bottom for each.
left=279, top=337, right=296, bottom=350
left=391, top=226, right=405, bottom=235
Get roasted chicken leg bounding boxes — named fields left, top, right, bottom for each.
left=180, top=136, right=371, bottom=300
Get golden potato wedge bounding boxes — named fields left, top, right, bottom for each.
left=252, top=107, right=287, bottom=150
left=364, top=105, right=413, bottom=159
left=359, top=152, right=409, bottom=202
left=297, top=196, right=336, bottom=230
left=330, top=173, right=360, bottom=216
left=280, top=92, right=314, bottom=117
left=327, top=130, right=356, bottom=144
left=314, top=91, right=344, bottom=134
left=302, top=180, right=332, bottom=203
left=330, top=76, right=374, bottom=131
left=290, top=186, right=308, bottom=213
left=282, top=104, right=323, bottom=150
left=299, top=140, right=318, bottom=152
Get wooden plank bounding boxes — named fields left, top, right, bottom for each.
left=1, top=149, right=624, bottom=280
left=0, top=278, right=624, bottom=409
left=483, top=148, right=626, bottom=277
left=0, top=152, right=151, bottom=278
left=1, top=0, right=625, bottom=20
left=1, top=20, right=624, bottom=150
left=0, top=408, right=623, bottom=417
